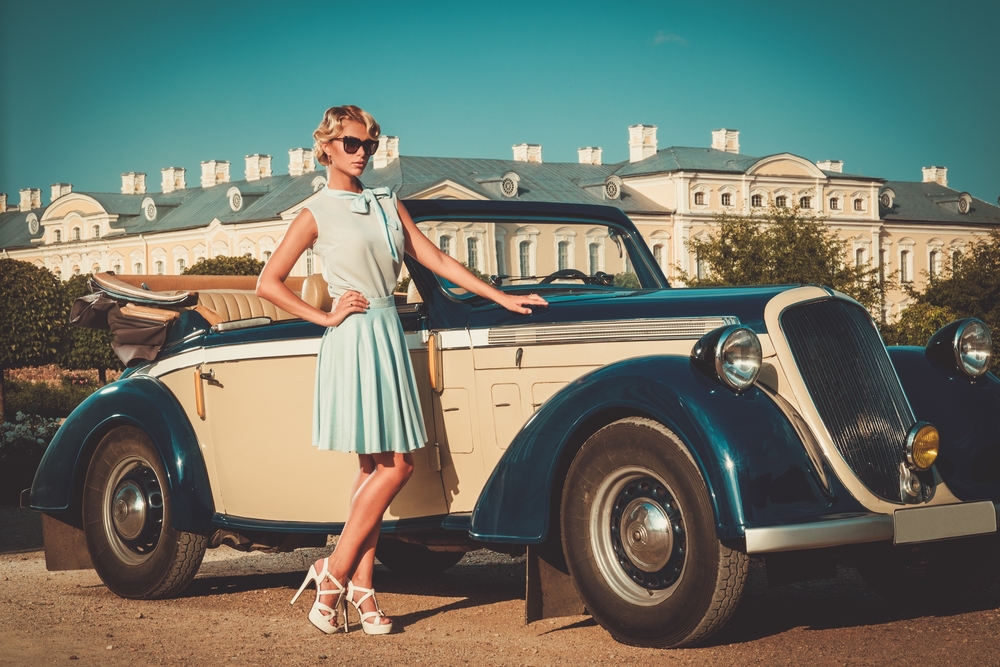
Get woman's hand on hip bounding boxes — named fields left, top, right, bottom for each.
left=323, top=290, right=369, bottom=327
left=498, top=293, right=548, bottom=315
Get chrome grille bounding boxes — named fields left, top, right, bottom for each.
left=780, top=299, right=914, bottom=502
left=487, top=317, right=738, bottom=346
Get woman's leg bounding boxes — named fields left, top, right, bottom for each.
left=315, top=452, right=413, bottom=622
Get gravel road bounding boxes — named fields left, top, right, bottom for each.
left=2, top=507, right=999, bottom=666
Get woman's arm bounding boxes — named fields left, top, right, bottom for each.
left=397, top=200, right=547, bottom=315
left=255, top=208, right=368, bottom=327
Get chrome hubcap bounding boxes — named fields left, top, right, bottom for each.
left=102, top=458, right=164, bottom=564
left=591, top=466, right=687, bottom=606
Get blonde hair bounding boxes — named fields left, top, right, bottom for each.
left=313, top=105, right=381, bottom=167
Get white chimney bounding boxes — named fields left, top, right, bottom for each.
left=0, top=193, right=7, bottom=212
left=922, top=166, right=948, bottom=187
left=372, top=136, right=399, bottom=169
left=512, top=143, right=542, bottom=163
left=578, top=147, right=603, bottom=165
left=161, top=167, right=186, bottom=193
left=711, top=129, right=740, bottom=154
left=121, top=172, right=146, bottom=195
left=50, top=183, right=72, bottom=201
left=288, top=148, right=315, bottom=177
left=19, top=188, right=41, bottom=210
left=628, top=125, right=658, bottom=163
left=245, top=154, right=272, bottom=181
left=200, top=160, right=230, bottom=188
left=817, top=160, right=843, bottom=173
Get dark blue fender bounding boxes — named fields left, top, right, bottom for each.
left=889, top=346, right=1000, bottom=502
left=470, top=355, right=863, bottom=544
left=30, top=375, right=214, bottom=533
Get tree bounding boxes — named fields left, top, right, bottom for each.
left=183, top=255, right=264, bottom=276
left=677, top=205, right=891, bottom=314
left=0, top=259, right=68, bottom=421
left=62, top=274, right=123, bottom=385
left=882, top=229, right=1000, bottom=370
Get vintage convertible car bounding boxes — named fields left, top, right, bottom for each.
left=26, top=200, right=1000, bottom=648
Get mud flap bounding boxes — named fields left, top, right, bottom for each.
left=41, top=514, right=93, bottom=571
left=525, top=543, right=585, bottom=623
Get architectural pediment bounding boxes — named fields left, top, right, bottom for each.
left=747, top=153, right=827, bottom=179
left=407, top=180, right=490, bottom=201
left=40, top=193, right=107, bottom=221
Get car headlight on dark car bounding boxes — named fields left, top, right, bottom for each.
left=926, top=318, right=993, bottom=379
left=692, top=325, right=762, bottom=392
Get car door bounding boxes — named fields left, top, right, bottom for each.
left=200, top=318, right=447, bottom=524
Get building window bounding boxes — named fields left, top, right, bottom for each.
left=92, top=225, right=100, bottom=238
left=751, top=194, right=763, bottom=208
left=113, top=262, right=121, bottom=274
left=557, top=240, right=570, bottom=271
left=952, top=250, right=961, bottom=270
left=496, top=240, right=505, bottom=273
left=694, top=191, right=705, bottom=206
left=466, top=237, right=479, bottom=271
left=695, top=251, right=706, bottom=280
left=262, top=251, right=271, bottom=261
left=775, top=196, right=787, bottom=208
left=54, top=229, right=62, bottom=242
left=879, top=250, right=887, bottom=283
left=900, top=250, right=911, bottom=283
left=721, top=193, right=732, bottom=207
left=176, top=258, right=187, bottom=273
left=854, top=198, right=863, bottom=211
left=72, top=227, right=81, bottom=241
left=799, top=196, right=812, bottom=209
left=439, top=235, right=451, bottom=256
left=588, top=243, right=600, bottom=275
left=929, top=250, right=940, bottom=279
left=652, top=244, right=663, bottom=267
left=519, top=240, right=531, bottom=277
left=134, top=262, right=143, bottom=274
left=830, top=197, right=840, bottom=211
left=855, top=248, right=865, bottom=268
left=305, top=249, right=314, bottom=276
left=155, top=261, right=164, bottom=275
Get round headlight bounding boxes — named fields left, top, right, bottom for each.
left=715, top=326, right=762, bottom=392
left=956, top=320, right=992, bottom=378
left=905, top=422, right=939, bottom=470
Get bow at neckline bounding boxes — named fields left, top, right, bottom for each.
left=323, top=186, right=398, bottom=261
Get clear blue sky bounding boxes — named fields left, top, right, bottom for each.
left=2, top=0, right=997, bottom=204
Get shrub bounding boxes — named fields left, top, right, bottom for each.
left=183, top=255, right=264, bottom=276
left=0, top=412, right=60, bottom=505
left=5, top=380, right=97, bottom=419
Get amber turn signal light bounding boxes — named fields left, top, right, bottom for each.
left=906, top=422, right=939, bottom=470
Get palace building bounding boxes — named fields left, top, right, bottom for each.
left=1, top=126, right=997, bottom=317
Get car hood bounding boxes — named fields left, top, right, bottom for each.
left=466, top=284, right=811, bottom=334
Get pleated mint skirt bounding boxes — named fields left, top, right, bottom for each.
left=313, top=295, right=427, bottom=454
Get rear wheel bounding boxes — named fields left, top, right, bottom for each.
left=375, top=539, right=465, bottom=575
left=561, top=417, right=748, bottom=648
left=83, top=426, right=207, bottom=598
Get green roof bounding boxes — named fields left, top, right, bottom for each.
left=880, top=181, right=1000, bottom=225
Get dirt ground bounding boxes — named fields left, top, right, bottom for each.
left=2, top=506, right=1000, bottom=666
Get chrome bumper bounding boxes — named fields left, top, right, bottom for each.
left=744, top=501, right=999, bottom=554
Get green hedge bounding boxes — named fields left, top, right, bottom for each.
left=6, top=380, right=98, bottom=419
left=1, top=412, right=60, bottom=505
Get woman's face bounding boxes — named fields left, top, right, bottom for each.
left=325, top=119, right=374, bottom=179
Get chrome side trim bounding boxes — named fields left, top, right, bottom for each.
left=482, top=317, right=739, bottom=347
left=745, top=514, right=893, bottom=553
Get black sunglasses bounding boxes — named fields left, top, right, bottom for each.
left=331, top=136, right=380, bottom=156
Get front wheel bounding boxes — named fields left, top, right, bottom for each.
left=561, top=417, right=748, bottom=648
left=83, top=426, right=207, bottom=598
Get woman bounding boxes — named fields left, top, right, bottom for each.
left=257, top=105, right=546, bottom=635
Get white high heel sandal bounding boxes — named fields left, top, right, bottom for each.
left=346, top=581, right=394, bottom=635
left=290, top=558, right=347, bottom=634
